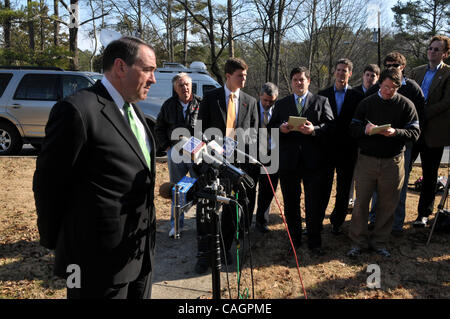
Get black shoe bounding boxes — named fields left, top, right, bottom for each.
left=391, top=229, right=404, bottom=238
left=309, top=247, right=325, bottom=257
left=347, top=247, right=361, bottom=258
left=413, top=216, right=428, bottom=228
left=331, top=224, right=343, bottom=235
left=375, top=247, right=391, bottom=257
left=255, top=221, right=270, bottom=233
left=194, top=258, right=209, bottom=274
left=221, top=250, right=233, bottom=265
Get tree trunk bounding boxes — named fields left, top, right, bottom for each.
left=69, top=0, right=79, bottom=70
left=40, top=0, right=45, bottom=51
left=4, top=0, right=11, bottom=49
left=273, top=0, right=285, bottom=86
left=207, top=0, right=222, bottom=84
left=28, top=0, right=35, bottom=51
left=227, top=0, right=234, bottom=57
left=53, top=0, right=59, bottom=46
left=308, top=0, right=317, bottom=70
left=183, top=0, right=188, bottom=65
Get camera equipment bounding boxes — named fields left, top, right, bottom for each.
left=160, top=136, right=254, bottom=299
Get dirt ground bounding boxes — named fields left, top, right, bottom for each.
left=0, top=156, right=449, bottom=299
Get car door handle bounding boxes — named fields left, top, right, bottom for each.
left=11, top=104, right=21, bottom=109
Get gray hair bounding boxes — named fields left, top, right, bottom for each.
left=260, top=82, right=279, bottom=97
left=172, top=72, right=192, bottom=86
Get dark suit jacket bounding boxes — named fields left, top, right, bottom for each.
left=33, top=81, right=156, bottom=286
left=411, top=63, right=450, bottom=147
left=198, top=87, right=259, bottom=155
left=318, top=85, right=364, bottom=155
left=268, top=92, right=334, bottom=172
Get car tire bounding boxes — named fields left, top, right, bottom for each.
left=0, top=121, right=23, bottom=155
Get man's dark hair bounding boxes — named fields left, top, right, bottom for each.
left=384, top=51, right=407, bottom=67
left=102, top=36, right=154, bottom=71
left=363, top=64, right=380, bottom=76
left=379, top=68, right=402, bottom=87
left=335, top=58, right=353, bottom=72
left=289, top=66, right=310, bottom=81
left=224, top=57, right=248, bottom=75
left=260, top=82, right=278, bottom=97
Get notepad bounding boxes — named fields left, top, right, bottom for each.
left=369, top=124, right=391, bottom=135
left=288, top=116, right=307, bottom=131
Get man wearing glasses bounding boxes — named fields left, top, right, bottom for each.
left=366, top=52, right=425, bottom=236
left=410, top=35, right=450, bottom=228
left=347, top=68, right=420, bottom=258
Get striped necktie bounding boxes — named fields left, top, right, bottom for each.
left=123, top=102, right=151, bottom=168
left=296, top=97, right=303, bottom=115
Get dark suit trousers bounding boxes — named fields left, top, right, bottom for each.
left=411, top=136, right=444, bottom=218
left=329, top=148, right=358, bottom=227
left=303, top=170, right=328, bottom=249
left=256, top=171, right=279, bottom=225
left=279, top=169, right=302, bottom=246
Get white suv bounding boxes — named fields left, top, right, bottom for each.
left=0, top=67, right=101, bottom=155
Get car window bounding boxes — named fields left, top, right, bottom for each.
left=0, top=73, right=13, bottom=97
left=14, top=74, right=59, bottom=101
left=62, top=75, right=93, bottom=98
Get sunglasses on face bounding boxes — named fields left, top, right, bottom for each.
left=384, top=63, right=401, bottom=68
left=428, top=47, right=441, bottom=52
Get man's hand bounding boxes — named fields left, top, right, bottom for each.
left=280, top=122, right=291, bottom=133
left=378, top=127, right=397, bottom=137
left=299, top=120, right=314, bottom=135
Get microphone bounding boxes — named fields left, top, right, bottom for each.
left=159, top=179, right=234, bottom=204
left=159, top=182, right=175, bottom=199
left=205, top=135, right=260, bottom=165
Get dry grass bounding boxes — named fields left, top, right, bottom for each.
left=0, top=157, right=449, bottom=299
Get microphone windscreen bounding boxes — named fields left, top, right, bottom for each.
left=159, top=182, right=175, bottom=199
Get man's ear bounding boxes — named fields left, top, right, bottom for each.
left=113, top=58, right=127, bottom=77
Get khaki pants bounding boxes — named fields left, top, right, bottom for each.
left=349, top=152, right=404, bottom=250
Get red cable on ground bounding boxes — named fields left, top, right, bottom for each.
left=261, top=164, right=308, bottom=299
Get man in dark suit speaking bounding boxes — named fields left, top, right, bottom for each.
left=33, top=37, right=157, bottom=299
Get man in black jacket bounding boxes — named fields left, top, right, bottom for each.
left=194, top=57, right=259, bottom=274
left=33, top=37, right=157, bottom=298
left=318, top=58, right=364, bottom=235
left=268, top=66, right=334, bottom=256
left=155, top=72, right=201, bottom=237
left=347, top=68, right=420, bottom=258
left=354, top=64, right=380, bottom=95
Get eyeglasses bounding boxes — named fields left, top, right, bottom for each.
left=380, top=84, right=400, bottom=92
left=428, top=47, right=442, bottom=52
left=384, top=63, right=401, bottom=68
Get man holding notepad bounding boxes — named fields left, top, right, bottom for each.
left=268, top=66, right=334, bottom=256
left=347, top=68, right=420, bottom=258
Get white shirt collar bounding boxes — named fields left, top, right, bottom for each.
left=224, top=85, right=240, bottom=101
left=101, top=76, right=126, bottom=110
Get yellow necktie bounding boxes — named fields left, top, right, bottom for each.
left=226, top=92, right=236, bottom=138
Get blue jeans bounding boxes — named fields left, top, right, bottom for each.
left=369, top=143, right=412, bottom=231
left=168, top=147, right=197, bottom=229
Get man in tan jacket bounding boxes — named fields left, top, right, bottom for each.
left=410, top=35, right=450, bottom=227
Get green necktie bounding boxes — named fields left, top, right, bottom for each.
left=296, top=97, right=303, bottom=115
left=124, top=102, right=151, bottom=168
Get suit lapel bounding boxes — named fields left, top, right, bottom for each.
left=428, top=63, right=449, bottom=98
left=96, top=86, right=149, bottom=169
left=301, top=91, right=315, bottom=115
left=237, top=92, right=249, bottom=128
left=218, top=88, right=227, bottom=127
